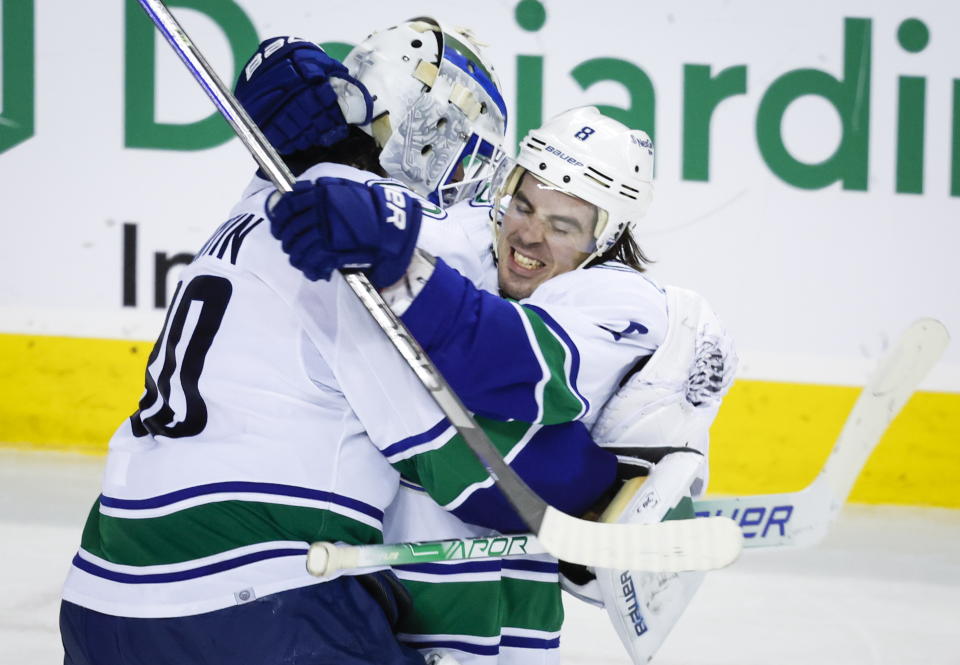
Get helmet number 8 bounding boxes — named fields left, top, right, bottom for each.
left=574, top=126, right=595, bottom=141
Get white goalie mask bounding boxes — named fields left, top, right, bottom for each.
left=334, top=17, right=508, bottom=208
left=492, top=106, right=654, bottom=265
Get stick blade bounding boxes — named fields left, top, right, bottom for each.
left=536, top=507, right=742, bottom=572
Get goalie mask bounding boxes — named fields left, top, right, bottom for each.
left=492, top=106, right=654, bottom=267
left=335, top=17, right=508, bottom=208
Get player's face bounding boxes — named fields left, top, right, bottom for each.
left=497, top=175, right=597, bottom=299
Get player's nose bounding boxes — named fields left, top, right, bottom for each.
left=513, top=214, right=547, bottom=245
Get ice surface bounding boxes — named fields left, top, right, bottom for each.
left=2, top=449, right=958, bottom=665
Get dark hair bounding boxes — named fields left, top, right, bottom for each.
left=281, top=126, right=385, bottom=177
left=587, top=230, right=653, bottom=272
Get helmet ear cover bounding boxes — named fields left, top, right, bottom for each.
left=370, top=114, right=393, bottom=148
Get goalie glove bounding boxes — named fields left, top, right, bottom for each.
left=592, top=285, right=737, bottom=495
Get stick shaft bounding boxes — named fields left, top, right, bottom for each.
left=310, top=514, right=740, bottom=574
left=306, top=535, right=547, bottom=576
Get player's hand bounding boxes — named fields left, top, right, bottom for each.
left=266, top=177, right=423, bottom=288
left=234, top=37, right=372, bottom=153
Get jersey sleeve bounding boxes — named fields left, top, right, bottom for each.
left=386, top=416, right=616, bottom=532
left=399, top=258, right=667, bottom=427
left=414, top=421, right=617, bottom=532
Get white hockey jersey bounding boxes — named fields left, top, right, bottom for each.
left=61, top=163, right=479, bottom=618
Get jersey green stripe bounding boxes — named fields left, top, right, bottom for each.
left=393, top=418, right=533, bottom=505
left=399, top=579, right=502, bottom=637
left=520, top=307, right=586, bottom=424
left=501, top=577, right=563, bottom=633
left=80, top=498, right=382, bottom=567
left=398, top=577, right=563, bottom=639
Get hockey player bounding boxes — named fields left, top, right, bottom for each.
left=58, top=19, right=533, bottom=665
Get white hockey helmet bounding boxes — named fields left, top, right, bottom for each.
left=493, top=106, right=654, bottom=264
left=334, top=17, right=508, bottom=207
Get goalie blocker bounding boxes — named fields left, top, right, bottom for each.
left=564, top=451, right=708, bottom=664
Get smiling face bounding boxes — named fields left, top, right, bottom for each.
left=496, top=174, right=599, bottom=300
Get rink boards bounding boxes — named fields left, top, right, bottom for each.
left=1, top=332, right=957, bottom=508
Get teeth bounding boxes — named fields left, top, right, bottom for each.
left=513, top=249, right=544, bottom=270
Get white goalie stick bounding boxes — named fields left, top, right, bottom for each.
left=695, top=317, right=949, bottom=547
left=137, top=0, right=741, bottom=573
left=305, top=317, right=948, bottom=574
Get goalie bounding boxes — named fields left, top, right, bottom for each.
left=565, top=283, right=735, bottom=664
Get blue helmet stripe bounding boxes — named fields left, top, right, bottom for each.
left=441, top=44, right=508, bottom=127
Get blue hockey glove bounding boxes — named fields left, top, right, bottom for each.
left=267, top=178, right=423, bottom=288
left=235, top=37, right=373, bottom=154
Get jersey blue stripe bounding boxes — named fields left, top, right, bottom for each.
left=99, top=482, right=384, bottom=521
left=394, top=560, right=502, bottom=575
left=72, top=547, right=306, bottom=584
left=523, top=304, right=590, bottom=414
left=402, top=639, right=499, bottom=656
left=501, top=634, right=560, bottom=650
left=381, top=418, right=450, bottom=458
left=501, top=559, right=559, bottom=574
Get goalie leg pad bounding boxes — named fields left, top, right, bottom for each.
left=597, top=569, right=704, bottom=664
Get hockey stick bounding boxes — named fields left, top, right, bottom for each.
left=695, top=317, right=949, bottom=547
left=137, top=0, right=741, bottom=572
left=306, top=317, right=949, bottom=573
